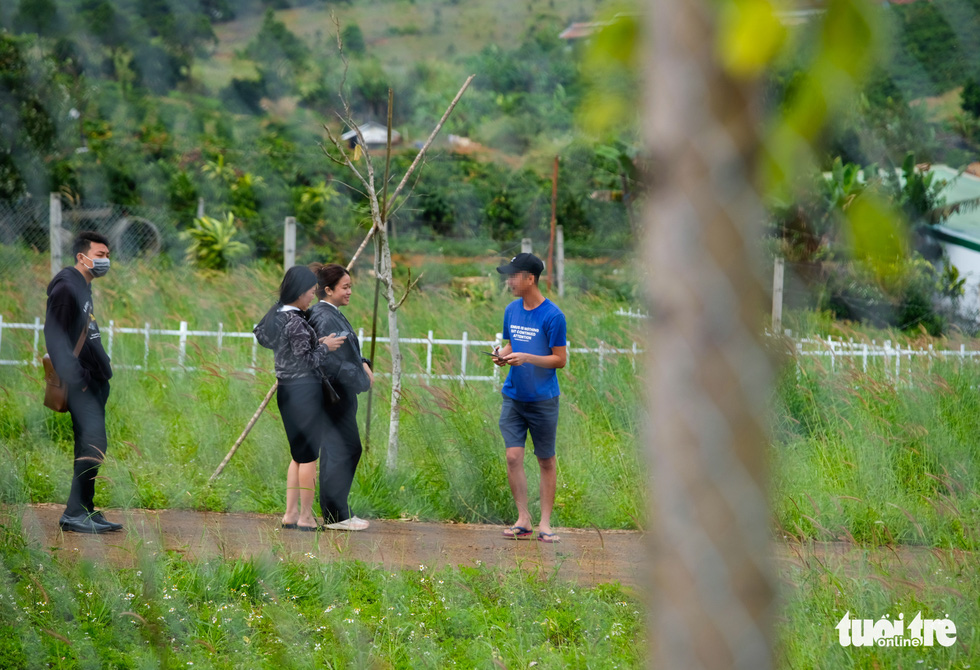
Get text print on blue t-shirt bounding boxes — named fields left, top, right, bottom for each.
left=502, top=298, right=567, bottom=402
left=509, top=324, right=539, bottom=343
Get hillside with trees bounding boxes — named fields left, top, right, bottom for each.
left=0, top=0, right=636, bottom=266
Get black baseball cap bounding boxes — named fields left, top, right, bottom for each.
left=496, top=253, right=544, bottom=279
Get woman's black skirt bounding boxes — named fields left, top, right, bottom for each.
left=276, top=377, right=324, bottom=463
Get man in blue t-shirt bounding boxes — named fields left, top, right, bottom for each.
left=492, top=253, right=567, bottom=543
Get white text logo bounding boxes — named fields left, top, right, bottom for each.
left=836, top=612, right=957, bottom=647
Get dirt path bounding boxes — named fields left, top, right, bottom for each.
left=17, top=505, right=976, bottom=588
left=19, top=504, right=647, bottom=587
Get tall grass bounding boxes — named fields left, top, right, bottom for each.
left=773, top=355, right=980, bottom=549
left=0, top=510, right=644, bottom=669
left=777, top=545, right=980, bottom=668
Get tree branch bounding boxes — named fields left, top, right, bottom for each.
left=386, top=75, right=475, bottom=212
left=345, top=75, right=474, bottom=272
left=393, top=268, right=424, bottom=311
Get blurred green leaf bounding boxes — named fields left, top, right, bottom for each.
left=844, top=192, right=908, bottom=275
left=718, top=0, right=786, bottom=76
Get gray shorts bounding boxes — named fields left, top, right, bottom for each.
left=499, top=395, right=560, bottom=459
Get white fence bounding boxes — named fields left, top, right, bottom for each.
left=0, top=316, right=641, bottom=384
left=788, top=335, right=980, bottom=378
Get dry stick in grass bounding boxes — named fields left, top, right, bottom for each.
left=210, top=76, right=474, bottom=482
left=209, top=382, right=278, bottom=483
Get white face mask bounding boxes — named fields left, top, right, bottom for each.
left=82, top=254, right=110, bottom=278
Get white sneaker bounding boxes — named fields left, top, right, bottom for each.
left=325, top=516, right=370, bottom=531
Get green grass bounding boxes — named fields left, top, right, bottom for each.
left=777, top=545, right=980, bottom=668
left=773, top=355, right=980, bottom=549
left=0, top=510, right=644, bottom=669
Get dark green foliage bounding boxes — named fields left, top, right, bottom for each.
left=419, top=191, right=455, bottom=235
left=246, top=9, right=309, bottom=68
left=963, top=78, right=980, bottom=117
left=341, top=22, right=366, bottom=55
left=220, top=77, right=267, bottom=115
left=485, top=187, right=520, bottom=241
left=0, top=33, right=65, bottom=200
left=13, top=0, right=61, bottom=36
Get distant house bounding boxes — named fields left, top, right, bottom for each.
left=558, top=21, right=606, bottom=41
left=924, top=165, right=980, bottom=318
left=341, top=122, right=401, bottom=150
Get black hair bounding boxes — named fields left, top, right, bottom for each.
left=278, top=265, right=318, bottom=305
left=311, top=262, right=350, bottom=299
left=72, top=231, right=110, bottom=259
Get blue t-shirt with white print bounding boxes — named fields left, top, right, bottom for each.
left=501, top=298, right=566, bottom=402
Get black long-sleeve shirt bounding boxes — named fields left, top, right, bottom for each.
left=308, top=301, right=371, bottom=394
left=254, top=307, right=331, bottom=383
left=44, top=267, right=112, bottom=388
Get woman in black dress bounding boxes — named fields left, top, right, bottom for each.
left=254, top=266, right=344, bottom=531
left=308, top=263, right=374, bottom=531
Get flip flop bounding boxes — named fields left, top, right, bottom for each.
left=280, top=523, right=298, bottom=530
left=502, top=526, right=533, bottom=540
left=537, top=532, right=560, bottom=543
left=297, top=525, right=322, bottom=532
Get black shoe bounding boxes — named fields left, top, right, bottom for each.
left=59, top=512, right=114, bottom=534
left=90, top=511, right=123, bottom=532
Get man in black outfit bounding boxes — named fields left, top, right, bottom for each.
left=45, top=231, right=122, bottom=534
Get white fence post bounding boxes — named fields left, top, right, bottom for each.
left=144, top=322, right=150, bottom=370
left=284, top=216, right=296, bottom=270
left=521, top=238, right=532, bottom=254
left=107, top=320, right=114, bottom=358
left=556, top=225, right=565, bottom=298
left=494, top=332, right=503, bottom=384
left=49, top=193, right=62, bottom=277
left=427, top=330, right=434, bottom=378
left=178, top=321, right=188, bottom=367
left=32, top=317, right=41, bottom=366
left=771, top=257, right=784, bottom=334
left=460, top=331, right=468, bottom=386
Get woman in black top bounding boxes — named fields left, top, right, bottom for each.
left=308, top=263, right=374, bottom=531
left=254, top=266, right=344, bottom=531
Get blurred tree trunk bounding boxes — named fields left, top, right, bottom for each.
left=644, top=0, right=775, bottom=668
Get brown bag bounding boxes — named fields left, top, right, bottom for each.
left=42, top=327, right=87, bottom=413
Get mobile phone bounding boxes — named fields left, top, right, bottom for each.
left=482, top=351, right=502, bottom=359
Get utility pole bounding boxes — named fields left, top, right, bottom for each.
left=548, top=155, right=558, bottom=289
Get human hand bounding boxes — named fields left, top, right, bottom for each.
left=320, top=332, right=347, bottom=351
left=501, top=352, right=530, bottom=366
left=492, top=347, right=507, bottom=367
left=363, top=361, right=374, bottom=388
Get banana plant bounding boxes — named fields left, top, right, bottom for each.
left=180, top=212, right=249, bottom=271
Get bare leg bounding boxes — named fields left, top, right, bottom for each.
left=283, top=460, right=300, bottom=525
left=537, top=456, right=557, bottom=535
left=505, top=447, right=532, bottom=530
left=297, top=461, right=318, bottom=528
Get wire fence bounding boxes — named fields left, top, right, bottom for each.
left=0, top=316, right=641, bottom=384
left=0, top=197, right=186, bottom=276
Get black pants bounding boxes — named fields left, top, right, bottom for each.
left=65, top=379, right=110, bottom=516
left=319, top=388, right=363, bottom=523
left=276, top=378, right=324, bottom=464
